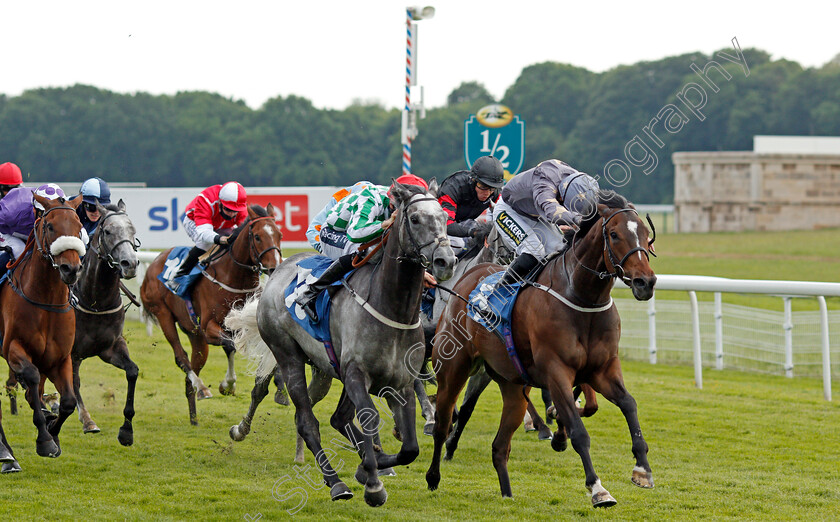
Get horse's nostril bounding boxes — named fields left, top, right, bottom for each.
left=632, top=278, right=647, bottom=289
left=433, top=258, right=448, bottom=269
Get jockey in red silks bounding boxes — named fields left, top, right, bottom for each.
left=170, top=181, right=248, bottom=284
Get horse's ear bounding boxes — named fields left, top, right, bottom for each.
left=67, top=195, right=82, bottom=210
left=33, top=193, right=51, bottom=210
left=427, top=178, right=439, bottom=198
left=96, top=201, right=108, bottom=215
left=266, top=202, right=276, bottom=217
left=117, top=199, right=126, bottom=212
left=389, top=178, right=412, bottom=207
left=247, top=205, right=258, bottom=219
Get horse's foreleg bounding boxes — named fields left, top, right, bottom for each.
left=341, top=363, right=388, bottom=507
left=98, top=339, right=138, bottom=446
left=230, top=370, right=272, bottom=442
left=46, top=356, right=78, bottom=455
left=492, top=381, right=530, bottom=498
left=445, top=368, right=491, bottom=461
left=273, top=368, right=289, bottom=405
left=579, top=384, right=599, bottom=418
left=205, top=319, right=236, bottom=396
left=525, top=396, right=553, bottom=441
left=297, top=367, right=333, bottom=463
left=591, top=362, right=653, bottom=490
left=8, top=345, right=57, bottom=458
left=186, top=333, right=212, bottom=400
left=413, top=378, right=435, bottom=436
left=548, top=373, right=615, bottom=508
left=427, top=349, right=472, bottom=491
left=72, top=357, right=99, bottom=434
left=378, top=385, right=418, bottom=469
left=280, top=355, right=351, bottom=502
left=0, top=412, right=19, bottom=473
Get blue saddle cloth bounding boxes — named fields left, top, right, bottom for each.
left=466, top=271, right=523, bottom=335
left=466, top=272, right=534, bottom=385
left=157, top=247, right=204, bottom=299
left=283, top=256, right=351, bottom=343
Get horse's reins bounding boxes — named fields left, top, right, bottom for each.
left=227, top=216, right=282, bottom=275
left=575, top=209, right=657, bottom=284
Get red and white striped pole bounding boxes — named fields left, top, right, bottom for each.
left=403, top=8, right=413, bottom=176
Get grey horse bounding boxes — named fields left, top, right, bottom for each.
left=227, top=180, right=455, bottom=506
left=70, top=201, right=140, bottom=445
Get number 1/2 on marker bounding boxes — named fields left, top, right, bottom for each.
left=480, top=129, right=500, bottom=156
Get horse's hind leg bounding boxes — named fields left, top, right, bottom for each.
left=8, top=345, right=58, bottom=457
left=5, top=369, right=17, bottom=415
left=98, top=338, right=139, bottom=446
left=295, top=366, right=332, bottom=464
left=218, top=335, right=237, bottom=396
left=229, top=370, right=272, bottom=442
left=0, top=411, right=20, bottom=473
left=444, top=368, right=491, bottom=461
left=72, top=357, right=100, bottom=434
left=491, top=381, right=530, bottom=498
left=548, top=373, right=615, bottom=508
left=525, top=397, right=553, bottom=441
left=278, top=353, right=351, bottom=502
left=591, top=361, right=653, bottom=489
left=413, top=377, right=435, bottom=437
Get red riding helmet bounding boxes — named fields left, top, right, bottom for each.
left=0, top=162, right=23, bottom=186
left=219, top=181, right=247, bottom=212
left=389, top=174, right=428, bottom=196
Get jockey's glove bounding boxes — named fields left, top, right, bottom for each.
left=214, top=234, right=230, bottom=245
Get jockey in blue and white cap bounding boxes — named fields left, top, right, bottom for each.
left=74, top=177, right=112, bottom=237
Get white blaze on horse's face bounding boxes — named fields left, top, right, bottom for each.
left=625, top=220, right=644, bottom=261
left=261, top=223, right=282, bottom=266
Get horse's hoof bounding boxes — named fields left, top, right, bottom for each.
left=1, top=460, right=21, bottom=473
left=230, top=425, right=247, bottom=442
left=378, top=467, right=396, bottom=477
left=391, top=427, right=402, bottom=442
left=196, top=388, right=212, bottom=400
left=426, top=470, right=440, bottom=491
left=218, top=382, right=235, bottom=396
left=330, top=482, right=353, bottom=501
left=537, top=427, right=553, bottom=441
left=83, top=422, right=101, bottom=434
left=588, top=480, right=617, bottom=508
left=551, top=432, right=567, bottom=452
left=632, top=467, right=654, bottom=488
left=0, top=446, right=13, bottom=463
left=274, top=388, right=289, bottom=406
left=523, top=420, right=536, bottom=432
left=36, top=439, right=60, bottom=458
left=118, top=426, right=134, bottom=447
left=545, top=406, right=556, bottom=420
left=443, top=450, right=454, bottom=461
left=190, top=417, right=198, bottom=427
left=423, top=421, right=435, bottom=437
left=364, top=482, right=388, bottom=507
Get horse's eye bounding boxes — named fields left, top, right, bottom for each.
left=104, top=228, right=111, bottom=235
left=410, top=215, right=419, bottom=225
left=610, top=231, right=619, bottom=240
left=255, top=236, right=261, bottom=242
left=46, top=223, right=54, bottom=232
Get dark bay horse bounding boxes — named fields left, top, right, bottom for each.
left=228, top=180, right=455, bottom=506
left=0, top=195, right=86, bottom=464
left=71, top=201, right=140, bottom=444
left=426, top=193, right=657, bottom=508
left=140, top=204, right=282, bottom=425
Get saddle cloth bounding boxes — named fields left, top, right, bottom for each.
left=283, top=255, right=353, bottom=343
left=157, top=247, right=204, bottom=299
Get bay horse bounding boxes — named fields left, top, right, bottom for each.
left=426, top=192, right=657, bottom=508
left=140, top=204, right=282, bottom=425
left=0, top=194, right=86, bottom=463
left=71, top=201, right=140, bottom=445
left=228, top=180, right=455, bottom=506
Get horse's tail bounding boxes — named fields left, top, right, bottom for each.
left=141, top=307, right=158, bottom=337
left=224, top=292, right=275, bottom=380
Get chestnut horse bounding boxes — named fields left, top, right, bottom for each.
left=0, top=195, right=85, bottom=464
left=140, top=204, right=282, bottom=425
left=426, top=192, right=657, bottom=508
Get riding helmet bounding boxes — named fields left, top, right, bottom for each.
left=219, top=181, right=247, bottom=212
left=470, top=156, right=505, bottom=188
left=33, top=183, right=66, bottom=211
left=80, top=177, right=111, bottom=205
left=0, top=162, right=23, bottom=186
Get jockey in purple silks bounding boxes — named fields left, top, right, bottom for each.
left=0, top=183, right=68, bottom=280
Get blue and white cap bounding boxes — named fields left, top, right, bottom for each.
left=80, top=177, right=111, bottom=205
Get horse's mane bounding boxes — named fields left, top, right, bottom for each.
left=575, top=189, right=632, bottom=239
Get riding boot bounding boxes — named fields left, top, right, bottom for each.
left=294, top=254, right=355, bottom=322
left=494, top=253, right=540, bottom=290
left=175, top=246, right=205, bottom=279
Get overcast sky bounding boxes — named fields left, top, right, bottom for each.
left=2, top=1, right=837, bottom=111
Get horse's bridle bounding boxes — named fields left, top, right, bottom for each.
left=227, top=216, right=282, bottom=274
left=34, top=205, right=82, bottom=269
left=89, top=210, right=141, bottom=270
left=576, top=208, right=657, bottom=284
left=396, top=195, right=450, bottom=268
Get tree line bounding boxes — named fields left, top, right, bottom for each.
left=1, top=46, right=838, bottom=203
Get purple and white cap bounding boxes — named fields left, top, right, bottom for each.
left=33, top=183, right=66, bottom=211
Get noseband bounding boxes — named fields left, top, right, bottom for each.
left=397, top=196, right=449, bottom=268
left=578, top=208, right=657, bottom=284
left=228, top=216, right=282, bottom=274
left=90, top=211, right=141, bottom=269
